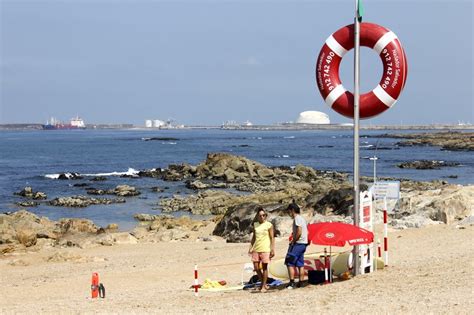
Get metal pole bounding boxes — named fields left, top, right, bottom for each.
left=352, top=0, right=361, bottom=276
left=370, top=156, right=377, bottom=185
left=373, top=157, right=376, bottom=184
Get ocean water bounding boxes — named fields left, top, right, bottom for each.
left=1, top=129, right=472, bottom=230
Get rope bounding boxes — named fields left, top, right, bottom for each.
left=198, top=250, right=352, bottom=269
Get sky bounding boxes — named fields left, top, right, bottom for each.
left=0, top=0, right=473, bottom=126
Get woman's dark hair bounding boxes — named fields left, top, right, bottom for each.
left=254, top=206, right=267, bottom=221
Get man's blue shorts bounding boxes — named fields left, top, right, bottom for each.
left=285, top=243, right=307, bottom=267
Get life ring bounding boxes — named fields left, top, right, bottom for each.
left=315, top=22, right=408, bottom=119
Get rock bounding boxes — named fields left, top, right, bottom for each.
left=368, top=131, right=474, bottom=151
left=14, top=187, right=47, bottom=200
left=311, top=186, right=359, bottom=216
left=0, top=210, right=142, bottom=253
left=160, top=190, right=236, bottom=215
left=86, top=188, right=109, bottom=195
left=195, top=153, right=271, bottom=180
left=397, top=160, right=460, bottom=169
left=185, top=180, right=227, bottom=190
left=106, top=223, right=119, bottom=230
left=16, top=229, right=37, bottom=247
left=114, top=185, right=140, bottom=197
left=138, top=168, right=164, bottom=178
left=48, top=195, right=126, bottom=207
left=33, top=192, right=47, bottom=200
left=134, top=214, right=173, bottom=222
left=390, top=214, right=439, bottom=229
left=58, top=172, right=83, bottom=180
left=142, top=137, right=179, bottom=141
left=256, top=168, right=274, bottom=178
left=129, top=227, right=153, bottom=240
left=160, top=180, right=313, bottom=215
left=213, top=203, right=289, bottom=242
left=295, top=164, right=317, bottom=181
left=114, top=233, right=138, bottom=244
left=0, top=210, right=58, bottom=246
left=73, top=183, right=89, bottom=187
left=151, top=186, right=164, bottom=192
left=85, top=185, right=141, bottom=197
left=15, top=201, right=39, bottom=207
left=430, top=186, right=474, bottom=224
left=17, top=186, right=33, bottom=196
left=57, top=218, right=99, bottom=234
left=398, top=185, right=474, bottom=224
left=186, top=180, right=209, bottom=190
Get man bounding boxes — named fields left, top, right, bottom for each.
left=285, top=202, right=308, bottom=289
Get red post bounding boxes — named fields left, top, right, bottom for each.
left=194, top=265, right=199, bottom=296
left=91, top=273, right=99, bottom=299
left=383, top=197, right=389, bottom=266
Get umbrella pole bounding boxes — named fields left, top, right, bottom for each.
left=329, top=246, right=332, bottom=283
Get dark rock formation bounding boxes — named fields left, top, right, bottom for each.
left=14, top=187, right=47, bottom=200
left=48, top=195, right=126, bottom=207
left=397, top=160, right=460, bottom=169
left=366, top=131, right=474, bottom=151
left=213, top=203, right=287, bottom=243
left=58, top=172, right=83, bottom=180
left=15, top=201, right=39, bottom=207
left=86, top=185, right=140, bottom=197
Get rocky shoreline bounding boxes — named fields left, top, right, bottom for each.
left=366, top=131, right=474, bottom=151
left=2, top=152, right=473, bottom=255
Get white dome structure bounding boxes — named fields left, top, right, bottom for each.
left=295, top=111, right=330, bottom=124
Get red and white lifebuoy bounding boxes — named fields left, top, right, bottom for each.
left=316, top=22, right=408, bottom=119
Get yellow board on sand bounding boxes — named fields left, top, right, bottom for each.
left=269, top=252, right=384, bottom=279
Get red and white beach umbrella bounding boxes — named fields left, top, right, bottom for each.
left=307, top=222, right=374, bottom=247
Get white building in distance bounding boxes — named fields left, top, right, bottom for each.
left=295, top=111, right=330, bottom=124
left=145, top=119, right=166, bottom=128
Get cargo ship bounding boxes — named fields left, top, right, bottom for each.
left=42, top=116, right=86, bottom=130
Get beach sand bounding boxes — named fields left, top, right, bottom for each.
left=1, top=223, right=473, bottom=314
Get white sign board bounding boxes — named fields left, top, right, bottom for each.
left=359, top=191, right=374, bottom=274
left=373, top=181, right=400, bottom=200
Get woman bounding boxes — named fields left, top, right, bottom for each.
left=248, top=207, right=275, bottom=292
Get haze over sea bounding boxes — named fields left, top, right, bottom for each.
left=1, top=129, right=472, bottom=230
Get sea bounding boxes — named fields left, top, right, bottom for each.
left=1, top=129, right=472, bottom=230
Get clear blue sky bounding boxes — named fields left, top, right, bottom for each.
left=1, top=0, right=472, bottom=125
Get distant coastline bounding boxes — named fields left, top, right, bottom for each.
left=0, top=123, right=473, bottom=131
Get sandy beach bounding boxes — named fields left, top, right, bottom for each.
left=1, top=222, right=473, bottom=314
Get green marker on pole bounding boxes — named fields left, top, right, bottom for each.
left=357, top=0, right=364, bottom=21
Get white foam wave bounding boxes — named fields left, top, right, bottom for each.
left=45, top=168, right=140, bottom=179
left=83, top=168, right=140, bottom=177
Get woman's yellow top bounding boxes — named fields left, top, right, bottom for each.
left=252, top=221, right=272, bottom=253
